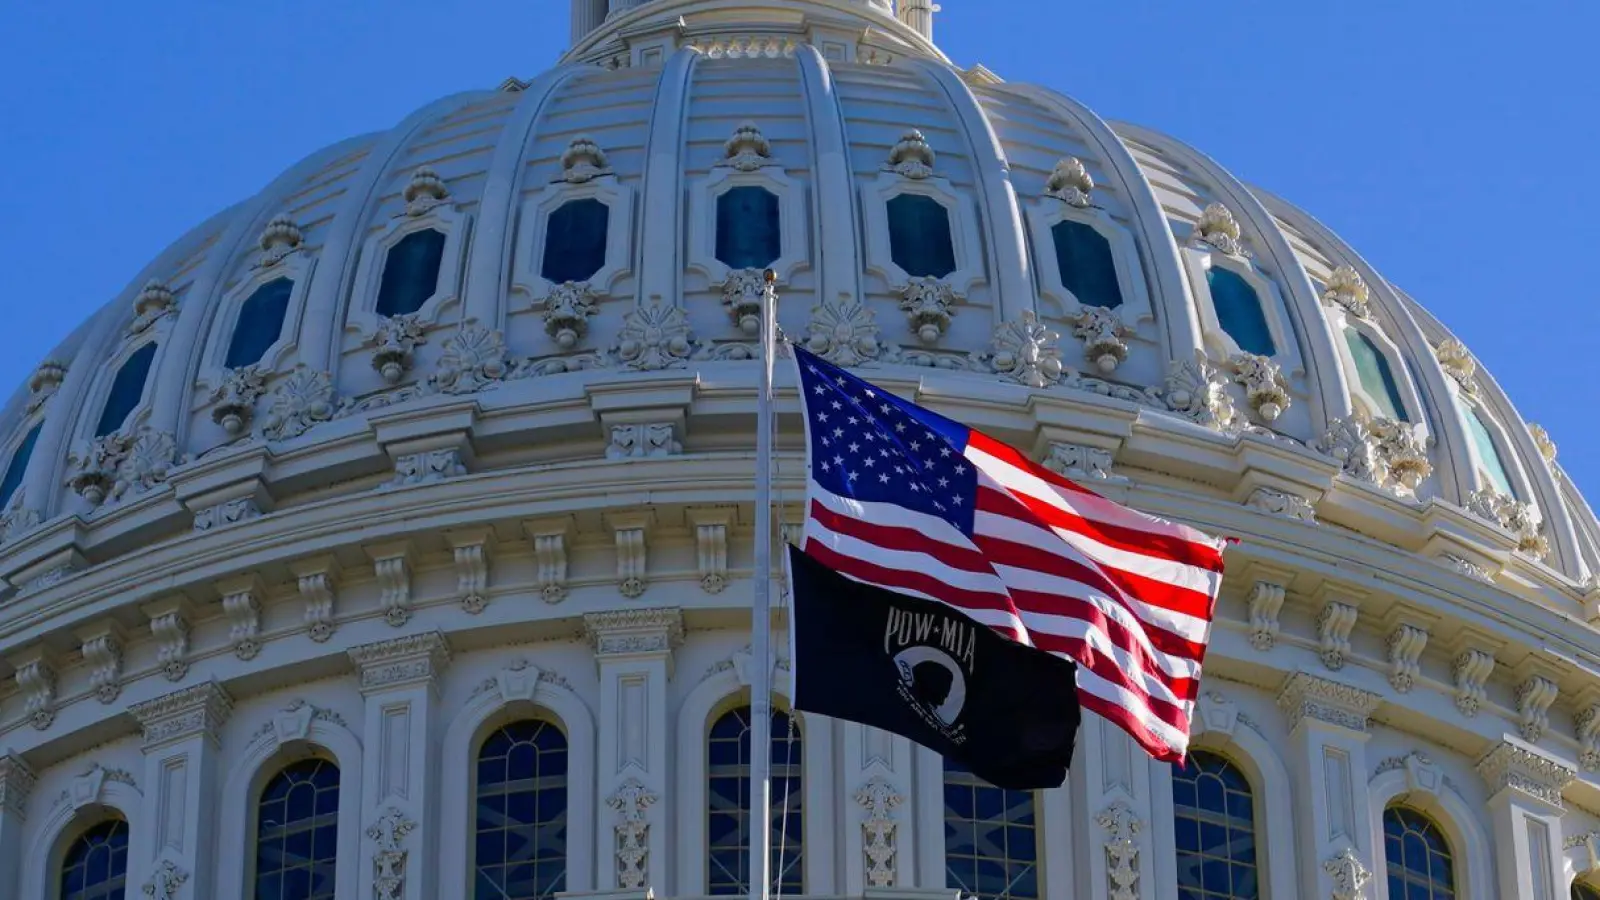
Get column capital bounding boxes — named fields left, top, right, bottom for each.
left=583, top=607, right=684, bottom=659
left=1475, top=740, right=1576, bottom=810
left=1276, top=672, right=1382, bottom=734
left=348, top=630, right=451, bottom=693
left=128, top=680, right=234, bottom=750
left=0, top=752, right=36, bottom=816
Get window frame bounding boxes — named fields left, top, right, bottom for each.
left=79, top=337, right=163, bottom=443
left=1452, top=388, right=1531, bottom=503
left=0, top=416, right=45, bottom=513
left=200, top=250, right=315, bottom=393
left=513, top=169, right=635, bottom=314
left=861, top=171, right=984, bottom=299
left=704, top=702, right=806, bottom=898
left=940, top=759, right=1042, bottom=900
left=687, top=160, right=809, bottom=289
left=53, top=816, right=131, bottom=900
left=347, top=198, right=472, bottom=338
left=1182, top=245, right=1303, bottom=378
left=1169, top=748, right=1262, bottom=900
left=249, top=753, right=343, bottom=900
left=1322, top=303, right=1427, bottom=427
left=469, top=715, right=573, bottom=900
left=1024, top=196, right=1151, bottom=326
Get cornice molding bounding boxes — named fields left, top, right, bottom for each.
left=583, top=607, right=685, bottom=658
left=127, top=680, right=234, bottom=749
left=1276, top=672, right=1383, bottom=734
left=347, top=631, right=451, bottom=693
left=1475, top=740, right=1576, bottom=810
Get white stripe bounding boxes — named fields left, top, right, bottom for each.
left=1071, top=665, right=1190, bottom=753
left=1027, top=614, right=1192, bottom=709
left=804, top=517, right=1011, bottom=598
left=808, top=480, right=982, bottom=551
left=1016, top=599, right=1203, bottom=680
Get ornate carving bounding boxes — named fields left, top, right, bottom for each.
left=149, top=608, right=191, bottom=681
left=1441, top=553, right=1494, bottom=583
left=81, top=631, right=123, bottom=704
left=142, top=859, right=189, bottom=900
left=128, top=681, right=234, bottom=748
left=560, top=135, right=612, bottom=184
left=615, top=523, right=648, bottom=599
left=1196, top=690, right=1239, bottom=736
left=1516, top=675, right=1558, bottom=743
left=1318, top=416, right=1383, bottom=486
left=192, top=497, right=261, bottom=532
left=368, top=314, right=427, bottom=384
left=695, top=521, right=729, bottom=594
left=0, top=489, right=42, bottom=545
left=721, top=121, right=775, bottom=171
left=1386, top=624, right=1428, bottom=693
left=1466, top=488, right=1549, bottom=560
left=1433, top=338, right=1478, bottom=395
left=1530, top=424, right=1558, bottom=463
left=1045, top=157, right=1094, bottom=207
left=254, top=698, right=347, bottom=744
left=608, top=778, right=658, bottom=889
left=402, top=166, right=449, bottom=217
left=1069, top=306, right=1131, bottom=374
left=1322, top=265, right=1372, bottom=319
left=896, top=277, right=958, bottom=345
left=1229, top=352, right=1290, bottom=422
left=1317, top=601, right=1358, bottom=670
left=614, top=301, right=698, bottom=371
left=1276, top=672, right=1382, bottom=733
left=1042, top=442, right=1119, bottom=483
left=1247, top=580, right=1286, bottom=651
left=721, top=268, right=771, bottom=336
left=450, top=536, right=491, bottom=615
left=1373, top=752, right=1442, bottom=796
left=261, top=366, right=336, bottom=441
left=1578, top=705, right=1600, bottom=771
left=856, top=777, right=902, bottom=888
left=982, top=311, right=1064, bottom=388
left=1451, top=649, right=1494, bottom=717
left=67, top=428, right=177, bottom=506
left=368, top=807, right=417, bottom=900
left=130, top=280, right=178, bottom=334
left=1318, top=415, right=1432, bottom=496
left=1161, top=350, right=1241, bottom=430
left=584, top=608, right=685, bottom=657
left=257, top=214, right=304, bottom=268
left=1191, top=202, right=1246, bottom=256
left=297, top=568, right=337, bottom=643
left=431, top=324, right=507, bottom=394
left=60, top=763, right=138, bottom=810
left=607, top=423, right=681, bottom=460
left=373, top=550, right=412, bottom=628
left=387, top=448, right=467, bottom=488
left=543, top=281, right=599, bottom=349
left=347, top=632, right=450, bottom=691
left=885, top=129, right=935, bottom=179
left=684, top=33, right=799, bottom=60
left=28, top=358, right=67, bottom=413
left=221, top=582, right=262, bottom=661
left=1324, top=848, right=1371, bottom=900
left=1096, top=802, right=1141, bottom=900
left=1246, top=487, right=1316, bottom=523
left=805, top=295, right=888, bottom=366
left=1476, top=741, right=1575, bottom=809
left=530, top=527, right=569, bottom=604
left=0, top=754, right=36, bottom=816
left=15, top=657, right=56, bottom=730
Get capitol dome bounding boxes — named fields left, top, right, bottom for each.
left=1, top=2, right=1598, bottom=899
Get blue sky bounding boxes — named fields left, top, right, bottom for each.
left=2, top=1, right=1595, bottom=503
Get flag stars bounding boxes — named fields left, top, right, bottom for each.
left=848, top=442, right=861, bottom=454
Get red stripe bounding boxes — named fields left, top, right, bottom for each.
left=965, top=429, right=1110, bottom=500
left=1008, top=589, right=1202, bottom=700
left=808, top=501, right=993, bottom=575
left=1039, top=636, right=1191, bottom=729
left=1078, top=691, right=1185, bottom=763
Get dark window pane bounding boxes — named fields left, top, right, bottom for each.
left=0, top=422, right=42, bottom=509
left=95, top=342, right=157, bottom=437
left=943, top=758, right=1037, bottom=900
left=715, top=187, right=781, bottom=271
left=1170, top=750, right=1259, bottom=900
left=1051, top=220, right=1123, bottom=309
left=542, top=199, right=610, bottom=285
left=707, top=706, right=803, bottom=896
left=256, top=759, right=340, bottom=900
left=1382, top=806, right=1455, bottom=899
left=1206, top=266, right=1276, bottom=357
left=888, top=194, right=956, bottom=279
left=225, top=278, right=293, bottom=369
left=376, top=229, right=446, bottom=317
left=475, top=720, right=568, bottom=900
left=61, top=820, right=129, bottom=900
left=1343, top=326, right=1409, bottom=422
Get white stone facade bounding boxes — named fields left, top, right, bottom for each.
left=2, top=2, right=1598, bottom=899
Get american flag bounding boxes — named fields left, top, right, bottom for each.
left=791, top=345, right=1229, bottom=763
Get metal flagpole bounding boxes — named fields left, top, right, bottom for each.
left=748, top=268, right=778, bottom=900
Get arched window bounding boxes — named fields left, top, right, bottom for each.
left=1342, top=325, right=1409, bottom=422
left=95, top=342, right=157, bottom=437
left=1206, top=267, right=1276, bottom=357
left=944, top=759, right=1038, bottom=900
left=1574, top=881, right=1600, bottom=900
left=226, top=278, right=293, bottom=369
left=715, top=187, right=781, bottom=271
left=887, top=194, right=956, bottom=279
left=0, top=422, right=41, bottom=508
left=1172, top=750, right=1259, bottom=900
left=255, top=758, right=340, bottom=900
left=1383, top=806, right=1455, bottom=899
left=60, top=818, right=129, bottom=900
left=542, top=199, right=610, bottom=285
left=474, top=719, right=569, bottom=900
left=1456, top=396, right=1516, bottom=497
left=707, top=706, right=803, bottom=896
left=1051, top=220, right=1123, bottom=309
left=375, top=228, right=446, bottom=317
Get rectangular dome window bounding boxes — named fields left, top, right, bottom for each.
left=542, top=198, right=610, bottom=285
left=887, top=193, right=956, bottom=279
left=376, top=228, right=446, bottom=317
left=224, top=277, right=292, bottom=369
left=1206, top=266, right=1276, bottom=357
left=715, top=187, right=782, bottom=271
left=1050, top=220, right=1123, bottom=309
left=0, top=422, right=41, bottom=509
left=95, top=342, right=157, bottom=437
left=1342, top=326, right=1409, bottom=422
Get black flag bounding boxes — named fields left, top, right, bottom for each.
left=786, top=545, right=1082, bottom=790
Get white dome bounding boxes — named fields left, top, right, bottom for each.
left=0, top=4, right=1596, bottom=900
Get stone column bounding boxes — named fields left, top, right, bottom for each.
left=583, top=609, right=682, bottom=895
left=0, top=752, right=36, bottom=900
left=348, top=632, right=450, bottom=900
left=1476, top=741, right=1576, bottom=900
left=571, top=0, right=607, bottom=42
left=1276, top=672, right=1383, bottom=900
left=1069, top=714, right=1161, bottom=900
left=127, top=681, right=234, bottom=900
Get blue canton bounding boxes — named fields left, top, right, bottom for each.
left=794, top=347, right=978, bottom=536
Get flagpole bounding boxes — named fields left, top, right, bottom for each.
left=749, top=268, right=778, bottom=900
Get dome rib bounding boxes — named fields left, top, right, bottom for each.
left=635, top=48, right=703, bottom=309
left=794, top=46, right=867, bottom=313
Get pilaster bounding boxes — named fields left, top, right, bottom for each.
left=1276, top=672, right=1382, bottom=899
left=1476, top=740, right=1575, bottom=900
left=348, top=632, right=450, bottom=900
left=1067, top=714, right=1158, bottom=900
left=583, top=608, right=682, bottom=894
left=127, top=681, right=234, bottom=900
left=842, top=725, right=916, bottom=893
left=0, top=752, right=36, bottom=900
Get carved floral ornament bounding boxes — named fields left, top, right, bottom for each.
left=722, top=268, right=774, bottom=336
left=885, top=129, right=936, bottom=179
left=543, top=281, right=599, bottom=349
left=402, top=166, right=450, bottom=217
left=897, top=277, right=958, bottom=344
left=1466, top=487, right=1550, bottom=559
left=257, top=214, right=304, bottom=268
left=721, top=121, right=775, bottom=171
left=209, top=364, right=269, bottom=436
left=1317, top=413, right=1433, bottom=497
left=1045, top=156, right=1094, bottom=207
left=1191, top=202, right=1248, bottom=257
left=559, top=135, right=611, bottom=184
left=368, top=314, right=427, bottom=384
left=130, top=280, right=177, bottom=335
left=66, top=427, right=177, bottom=506
left=1228, top=352, right=1290, bottom=422
left=1068, top=305, right=1130, bottom=374
left=1322, top=265, right=1372, bottom=319
left=805, top=294, right=890, bottom=367
left=1433, top=337, right=1479, bottom=394
left=28, top=358, right=67, bottom=412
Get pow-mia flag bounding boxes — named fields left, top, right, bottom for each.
left=786, top=545, right=1082, bottom=790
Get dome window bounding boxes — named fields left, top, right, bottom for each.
left=1205, top=267, right=1276, bottom=357
left=255, top=758, right=340, bottom=900
left=715, top=186, right=782, bottom=271
left=475, top=719, right=568, bottom=900
left=375, top=228, right=447, bottom=317
left=0, top=422, right=41, bottom=509
left=1050, top=220, right=1123, bottom=309
left=1457, top=396, right=1517, bottom=498
left=708, top=706, right=802, bottom=896
left=225, top=277, right=293, bottom=369
left=1342, top=325, right=1409, bottom=422
left=887, top=194, right=957, bottom=279
left=95, top=341, right=157, bottom=437
left=542, top=199, right=610, bottom=285
left=944, top=758, right=1038, bottom=900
